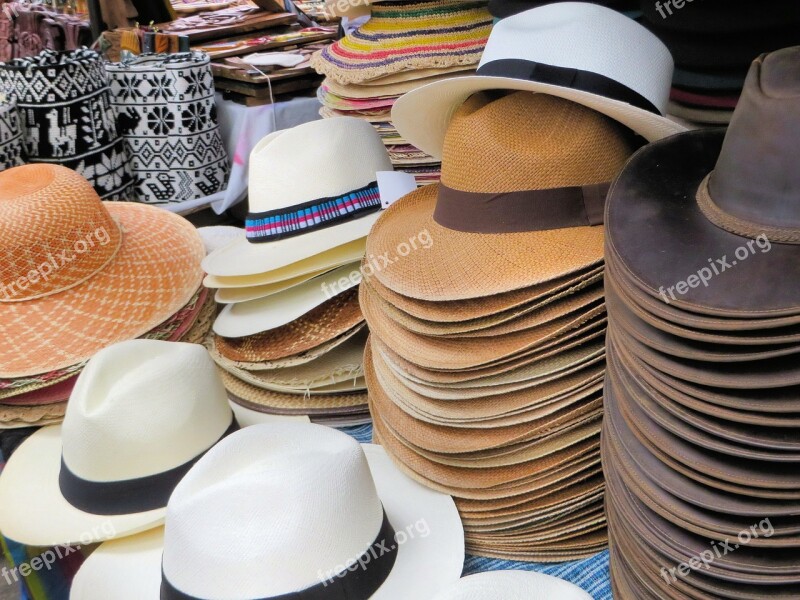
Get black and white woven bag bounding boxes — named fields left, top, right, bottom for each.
left=106, top=52, right=230, bottom=206
left=0, top=48, right=133, bottom=199
left=0, top=95, right=25, bottom=172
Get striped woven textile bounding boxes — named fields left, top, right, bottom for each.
left=311, top=0, right=493, bottom=85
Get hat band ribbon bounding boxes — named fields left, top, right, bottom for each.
left=160, top=509, right=398, bottom=600
left=246, top=181, right=381, bottom=244
left=58, top=418, right=240, bottom=515
left=477, top=59, right=662, bottom=116
left=434, top=181, right=610, bottom=233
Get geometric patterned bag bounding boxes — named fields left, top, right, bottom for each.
left=0, top=95, right=25, bottom=171
left=105, top=52, right=230, bottom=205
left=0, top=48, right=133, bottom=199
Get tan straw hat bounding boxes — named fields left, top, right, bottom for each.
left=366, top=91, right=635, bottom=301
left=0, top=164, right=204, bottom=378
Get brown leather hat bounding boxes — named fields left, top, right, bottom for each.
left=606, top=46, right=800, bottom=318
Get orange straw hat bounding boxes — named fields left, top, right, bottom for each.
left=0, top=164, right=204, bottom=377
left=366, top=91, right=636, bottom=301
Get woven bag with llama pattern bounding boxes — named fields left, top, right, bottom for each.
left=0, top=48, right=133, bottom=199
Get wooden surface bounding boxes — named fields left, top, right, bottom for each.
left=159, top=10, right=296, bottom=42
left=193, top=27, right=335, bottom=59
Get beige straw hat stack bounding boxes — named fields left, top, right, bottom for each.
left=362, top=90, right=639, bottom=560
left=202, top=117, right=402, bottom=426
left=310, top=0, right=494, bottom=185
left=0, top=164, right=208, bottom=429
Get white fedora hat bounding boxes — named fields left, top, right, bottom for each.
left=202, top=117, right=393, bottom=278
left=70, top=423, right=465, bottom=600
left=392, top=2, right=686, bottom=159
left=213, top=262, right=363, bottom=338
left=431, top=571, right=593, bottom=599
left=0, top=340, right=237, bottom=547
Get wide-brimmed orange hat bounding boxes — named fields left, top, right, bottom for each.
left=367, top=91, right=636, bottom=301
left=0, top=164, right=204, bottom=377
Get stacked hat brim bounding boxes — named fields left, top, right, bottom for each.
left=603, top=55, right=800, bottom=597
left=0, top=288, right=215, bottom=429
left=311, top=1, right=493, bottom=185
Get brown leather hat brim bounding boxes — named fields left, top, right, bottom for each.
left=606, top=129, right=800, bottom=317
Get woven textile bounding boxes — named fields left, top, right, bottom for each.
left=0, top=49, right=132, bottom=199
left=311, top=1, right=492, bottom=85
left=106, top=52, right=230, bottom=205
left=0, top=95, right=24, bottom=171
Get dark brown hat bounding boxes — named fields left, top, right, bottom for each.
left=606, top=46, right=800, bottom=318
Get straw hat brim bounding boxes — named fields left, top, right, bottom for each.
left=430, top=570, right=593, bottom=600
left=366, top=185, right=605, bottom=301
left=321, top=70, right=474, bottom=100
left=606, top=129, right=800, bottom=317
left=214, top=265, right=343, bottom=304
left=391, top=75, right=687, bottom=160
left=0, top=204, right=204, bottom=377
left=71, top=444, right=465, bottom=600
left=213, top=264, right=362, bottom=338
left=0, top=426, right=166, bottom=546
left=202, top=216, right=375, bottom=277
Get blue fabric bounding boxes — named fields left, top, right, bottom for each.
left=339, top=424, right=612, bottom=599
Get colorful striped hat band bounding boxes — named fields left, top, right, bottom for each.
left=245, top=181, right=381, bottom=243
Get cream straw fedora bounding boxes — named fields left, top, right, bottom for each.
left=431, top=571, right=593, bottom=599
left=392, top=2, right=685, bottom=159
left=202, top=117, right=392, bottom=278
left=71, top=423, right=464, bottom=599
left=0, top=340, right=236, bottom=546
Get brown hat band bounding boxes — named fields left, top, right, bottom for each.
left=434, top=181, right=610, bottom=233
left=696, top=174, right=800, bottom=245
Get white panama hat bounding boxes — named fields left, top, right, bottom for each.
left=71, top=423, right=465, bottom=599
left=392, top=2, right=687, bottom=159
left=0, top=340, right=236, bottom=547
left=202, top=117, right=393, bottom=278
left=431, top=571, right=593, bottom=599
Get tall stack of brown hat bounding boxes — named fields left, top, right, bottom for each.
left=363, top=90, right=632, bottom=561
left=602, top=47, right=800, bottom=598
left=640, top=0, right=800, bottom=126
left=362, top=1, right=683, bottom=560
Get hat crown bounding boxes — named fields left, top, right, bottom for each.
left=162, top=423, right=385, bottom=599
left=248, top=117, right=392, bottom=214
left=707, top=47, right=800, bottom=232
left=0, top=164, right=121, bottom=302
left=479, top=2, right=674, bottom=115
left=61, top=340, right=233, bottom=481
left=441, top=92, right=634, bottom=194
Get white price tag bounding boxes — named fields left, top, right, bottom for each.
left=377, top=171, right=417, bottom=209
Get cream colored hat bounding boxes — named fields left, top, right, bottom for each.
left=71, top=423, right=465, bottom=599
left=392, top=2, right=686, bottom=159
left=0, top=340, right=236, bottom=546
left=202, top=117, right=393, bottom=278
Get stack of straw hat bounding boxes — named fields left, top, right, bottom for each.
left=310, top=0, right=494, bottom=185
left=0, top=164, right=207, bottom=429
left=639, top=0, right=800, bottom=127
left=202, top=117, right=402, bottom=426
left=362, top=2, right=683, bottom=560
left=603, top=47, right=800, bottom=598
